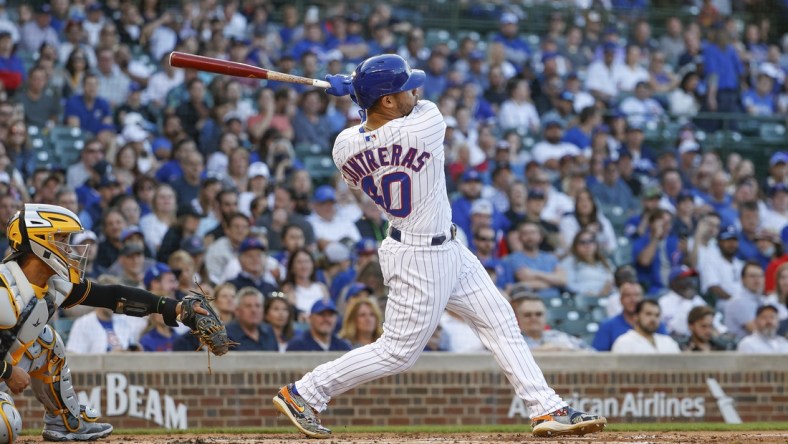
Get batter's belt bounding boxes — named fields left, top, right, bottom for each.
left=388, top=224, right=457, bottom=246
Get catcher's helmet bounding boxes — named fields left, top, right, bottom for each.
left=351, top=54, right=425, bottom=110
left=6, top=204, right=89, bottom=284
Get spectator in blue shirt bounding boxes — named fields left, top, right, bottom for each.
left=492, top=12, right=531, bottom=70
left=632, top=209, right=682, bottom=296
left=291, top=21, right=329, bottom=63
left=227, top=237, right=280, bottom=297
left=592, top=281, right=668, bottom=351
left=563, top=106, right=601, bottom=152
left=742, top=70, right=777, bottom=116
left=226, top=287, right=279, bottom=351
left=736, top=201, right=761, bottom=262
left=64, top=73, right=113, bottom=135
left=422, top=52, right=448, bottom=102
left=700, top=22, right=744, bottom=130
left=499, top=221, right=566, bottom=299
left=286, top=299, right=352, bottom=352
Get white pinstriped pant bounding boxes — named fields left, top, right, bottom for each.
left=295, top=237, right=566, bottom=418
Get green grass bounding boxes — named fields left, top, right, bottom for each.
left=21, top=422, right=788, bottom=436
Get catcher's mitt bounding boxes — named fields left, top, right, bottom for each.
left=179, top=290, right=233, bottom=356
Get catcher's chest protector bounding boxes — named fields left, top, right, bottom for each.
left=0, top=262, right=64, bottom=366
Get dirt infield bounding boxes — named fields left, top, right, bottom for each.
left=15, top=431, right=788, bottom=443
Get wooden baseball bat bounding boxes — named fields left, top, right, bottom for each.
left=169, top=51, right=331, bottom=89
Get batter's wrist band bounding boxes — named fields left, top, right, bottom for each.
left=0, top=362, right=13, bottom=380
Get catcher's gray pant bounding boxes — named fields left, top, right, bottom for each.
left=0, top=325, right=89, bottom=443
left=295, top=238, right=566, bottom=419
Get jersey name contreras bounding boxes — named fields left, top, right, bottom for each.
left=333, top=100, right=451, bottom=236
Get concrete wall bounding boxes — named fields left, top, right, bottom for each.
left=10, top=352, right=788, bottom=430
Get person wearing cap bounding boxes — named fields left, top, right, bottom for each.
left=699, top=224, right=745, bottom=309
left=116, top=241, right=147, bottom=289
left=467, top=199, right=497, bottom=251
left=19, top=3, right=58, bottom=53
left=329, top=238, right=378, bottom=302
left=227, top=237, right=279, bottom=297
left=225, top=287, right=278, bottom=351
left=658, top=266, right=714, bottom=336
left=620, top=124, right=656, bottom=178
left=492, top=12, right=531, bottom=69
left=764, top=152, right=787, bottom=190
left=114, top=81, right=157, bottom=130
left=676, top=139, right=701, bottom=186
left=64, top=73, right=114, bottom=135
left=520, top=187, right=560, bottom=252
left=531, top=118, right=581, bottom=173
left=619, top=81, right=665, bottom=127
left=307, top=185, right=361, bottom=247
left=585, top=41, right=627, bottom=103
left=742, top=68, right=777, bottom=117
left=286, top=299, right=352, bottom=352
left=498, top=78, right=540, bottom=133
left=204, top=212, right=251, bottom=285
left=736, top=305, right=788, bottom=353
left=83, top=169, right=123, bottom=231
left=540, top=90, right=576, bottom=129
left=239, top=162, right=270, bottom=217
left=157, top=204, right=203, bottom=263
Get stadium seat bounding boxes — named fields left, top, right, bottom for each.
left=760, top=123, right=787, bottom=143
left=573, top=294, right=603, bottom=311
left=51, top=126, right=88, bottom=167
left=558, top=318, right=593, bottom=338
left=303, top=154, right=337, bottom=182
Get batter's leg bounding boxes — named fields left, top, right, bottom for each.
left=273, top=239, right=460, bottom=438
left=446, top=244, right=606, bottom=437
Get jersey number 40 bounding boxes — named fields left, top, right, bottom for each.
left=361, top=172, right=412, bottom=217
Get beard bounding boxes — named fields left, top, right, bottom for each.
left=761, top=327, right=778, bottom=338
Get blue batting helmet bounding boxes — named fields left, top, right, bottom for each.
left=351, top=54, right=425, bottom=110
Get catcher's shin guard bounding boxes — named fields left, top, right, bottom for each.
left=22, top=326, right=112, bottom=442
left=0, top=393, right=22, bottom=444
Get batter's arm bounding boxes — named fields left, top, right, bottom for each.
left=61, top=281, right=180, bottom=326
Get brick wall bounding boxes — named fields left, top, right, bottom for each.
left=9, top=353, right=788, bottom=430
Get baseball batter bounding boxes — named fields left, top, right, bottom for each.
left=273, top=54, right=606, bottom=438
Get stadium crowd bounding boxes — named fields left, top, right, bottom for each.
left=0, top=0, right=787, bottom=354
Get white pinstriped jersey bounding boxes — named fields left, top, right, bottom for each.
left=332, top=100, right=450, bottom=236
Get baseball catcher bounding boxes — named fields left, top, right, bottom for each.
left=0, top=203, right=229, bottom=443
